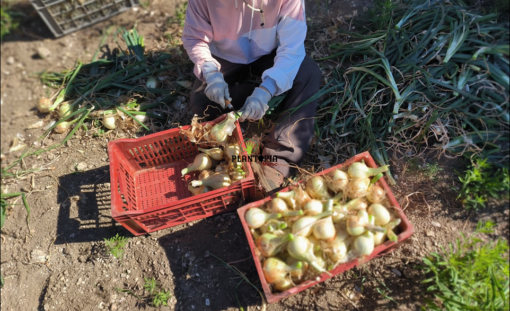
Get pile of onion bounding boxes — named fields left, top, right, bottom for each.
left=182, top=112, right=247, bottom=195
left=245, top=160, right=401, bottom=293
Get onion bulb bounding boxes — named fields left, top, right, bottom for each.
left=57, top=102, right=72, bottom=118
left=134, top=114, right=147, bottom=123
left=37, top=97, right=52, bottom=113
left=146, top=77, right=158, bottom=89
left=53, top=121, right=71, bottom=134
left=327, top=226, right=350, bottom=262
left=225, top=144, right=240, bottom=160
left=353, top=231, right=375, bottom=256
left=102, top=115, right=116, bottom=130
left=303, top=199, right=324, bottom=216
left=327, top=169, right=349, bottom=192
left=366, top=185, right=386, bottom=203
left=332, top=198, right=368, bottom=222
left=273, top=278, right=293, bottom=292
left=367, top=203, right=391, bottom=226
left=210, top=112, right=237, bottom=143
left=305, top=176, right=331, bottom=200
left=263, top=257, right=299, bottom=284
left=307, top=235, right=322, bottom=252
left=312, top=216, right=336, bottom=241
left=281, top=185, right=312, bottom=206
left=346, top=210, right=370, bottom=236
left=245, top=208, right=281, bottom=229
left=286, top=257, right=308, bottom=283
left=198, top=147, right=224, bottom=161
left=190, top=173, right=230, bottom=189
left=346, top=177, right=370, bottom=198
left=188, top=183, right=204, bottom=196
left=287, top=236, right=329, bottom=274
left=182, top=153, right=213, bottom=176
left=198, top=169, right=214, bottom=181
left=292, top=211, right=332, bottom=237
left=257, top=233, right=294, bottom=257
left=347, top=161, right=389, bottom=179
left=266, top=197, right=289, bottom=214
left=373, top=231, right=386, bottom=246
left=275, top=191, right=297, bottom=210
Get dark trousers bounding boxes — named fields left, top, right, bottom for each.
left=189, top=50, right=322, bottom=177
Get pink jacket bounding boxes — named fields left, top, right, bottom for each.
left=182, top=0, right=307, bottom=96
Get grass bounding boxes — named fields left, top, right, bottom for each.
left=421, top=221, right=509, bottom=310
left=144, top=277, right=171, bottom=307
left=455, top=157, right=509, bottom=210
left=0, top=1, right=24, bottom=39
left=168, top=1, right=188, bottom=27
left=408, top=159, right=443, bottom=180
left=104, top=233, right=129, bottom=259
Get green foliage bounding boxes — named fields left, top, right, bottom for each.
left=153, top=290, right=171, bottom=307
left=104, top=233, right=128, bottom=259
left=168, top=1, right=188, bottom=27
left=421, top=221, right=510, bottom=310
left=408, top=159, right=443, bottom=180
left=143, top=277, right=171, bottom=307
left=1, top=2, right=24, bottom=39
left=367, top=0, right=398, bottom=31
left=455, top=158, right=509, bottom=209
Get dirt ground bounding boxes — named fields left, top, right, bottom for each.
left=1, top=1, right=509, bottom=311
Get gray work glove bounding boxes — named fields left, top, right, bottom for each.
left=239, top=87, right=271, bottom=121
left=202, top=62, right=232, bottom=109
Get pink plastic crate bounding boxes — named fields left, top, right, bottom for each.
left=237, top=151, right=415, bottom=303
left=108, top=114, right=255, bottom=236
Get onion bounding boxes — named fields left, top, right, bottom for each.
left=367, top=203, right=391, bottom=226
left=57, top=102, right=72, bottom=118
left=37, top=97, right=52, bottom=113
left=366, top=185, right=386, bottom=203
left=245, top=208, right=281, bottom=229
left=305, top=176, right=331, bottom=200
left=332, top=198, right=368, bottom=222
left=307, top=235, right=322, bottom=252
left=225, top=144, right=241, bottom=161
left=134, top=114, right=147, bottom=123
left=198, top=147, right=224, bottom=161
left=266, top=197, right=289, bottom=213
left=327, top=226, right=351, bottom=262
left=292, top=211, right=332, bottom=237
left=302, top=199, right=324, bottom=216
left=353, top=231, right=375, bottom=256
left=230, top=171, right=245, bottom=181
left=190, top=173, right=230, bottom=189
left=53, top=121, right=71, bottom=134
left=210, top=112, right=237, bottom=143
left=181, top=153, right=213, bottom=176
left=327, top=169, right=349, bottom=192
left=312, top=216, right=336, bottom=241
left=275, top=191, right=297, bottom=210
left=346, top=177, right=370, bottom=198
left=346, top=210, right=369, bottom=236
left=257, top=233, right=294, bottom=257
left=146, top=76, right=158, bottom=89
left=102, top=115, right=116, bottom=130
left=287, top=236, right=328, bottom=274
left=347, top=161, right=389, bottom=179
left=263, top=257, right=296, bottom=284
left=273, top=278, right=293, bottom=292
left=373, top=231, right=386, bottom=246
left=286, top=257, right=308, bottom=283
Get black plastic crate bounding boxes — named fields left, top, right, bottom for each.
left=30, top=0, right=139, bottom=37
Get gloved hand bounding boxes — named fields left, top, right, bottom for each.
left=239, top=87, right=271, bottom=121
left=202, top=62, right=232, bottom=109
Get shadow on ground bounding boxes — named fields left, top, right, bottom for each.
left=158, top=213, right=263, bottom=311
left=56, top=165, right=130, bottom=244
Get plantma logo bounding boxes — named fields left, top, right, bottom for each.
left=235, top=139, right=278, bottom=167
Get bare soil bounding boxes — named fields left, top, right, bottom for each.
left=1, top=1, right=508, bottom=311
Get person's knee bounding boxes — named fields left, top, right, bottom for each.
left=299, top=55, right=322, bottom=83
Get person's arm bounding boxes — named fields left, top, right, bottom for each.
left=182, top=0, right=221, bottom=80
left=260, top=0, right=307, bottom=96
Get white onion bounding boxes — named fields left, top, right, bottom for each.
left=312, top=216, right=336, bottom=241
left=353, top=231, right=375, bottom=256
left=302, top=199, right=323, bottom=215
left=102, top=115, right=116, bottom=130
left=287, top=236, right=328, bottom=274
left=346, top=177, right=371, bottom=198
left=267, top=197, right=289, bottom=213
left=181, top=153, right=213, bottom=176
left=257, top=233, right=293, bottom=257
left=327, top=169, right=349, bottom=192
left=292, top=211, right=332, bottom=237
left=366, top=185, right=386, bottom=203
left=37, top=97, right=52, bottom=113
left=367, top=203, right=391, bottom=226
left=245, top=208, right=281, bottom=229
left=305, top=176, right=331, bottom=200
left=348, top=161, right=389, bottom=179
left=146, top=77, right=158, bottom=89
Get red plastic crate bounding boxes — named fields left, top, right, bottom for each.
left=237, top=151, right=415, bottom=303
left=108, top=114, right=255, bottom=236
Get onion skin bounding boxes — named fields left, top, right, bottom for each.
left=57, top=102, right=72, bottom=118
left=327, top=169, right=349, bottom=192
left=53, top=122, right=71, bottom=134
left=188, top=183, right=204, bottom=196
left=263, top=257, right=296, bottom=284
left=286, top=257, right=307, bottom=283
left=346, top=177, right=370, bottom=198
left=366, top=185, right=386, bottom=203
left=257, top=233, right=293, bottom=257
left=346, top=210, right=369, bottom=236
left=37, top=97, right=52, bottom=113
left=210, top=112, right=236, bottom=143
left=274, top=278, right=293, bottom=292
left=198, top=170, right=214, bottom=181
left=305, top=176, right=331, bottom=200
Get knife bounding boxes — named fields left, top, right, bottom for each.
left=225, top=99, right=242, bottom=119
